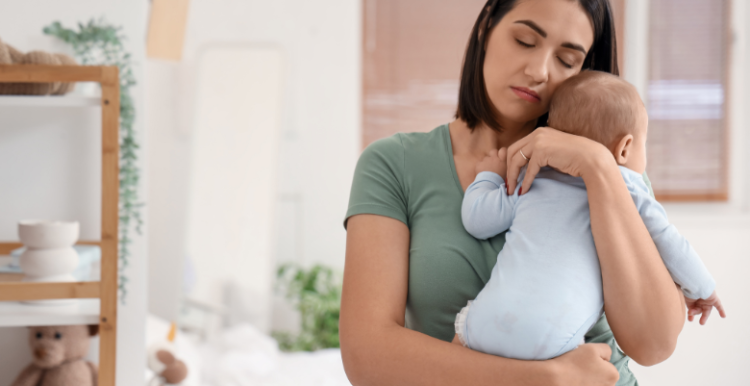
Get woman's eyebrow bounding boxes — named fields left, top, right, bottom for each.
left=514, top=20, right=588, bottom=55
left=515, top=20, right=547, bottom=37
left=562, top=42, right=587, bottom=55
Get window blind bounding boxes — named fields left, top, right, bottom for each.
left=646, top=0, right=729, bottom=200
left=362, top=0, right=626, bottom=148
left=362, top=0, right=485, bottom=147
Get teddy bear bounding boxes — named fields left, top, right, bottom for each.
left=147, top=348, right=188, bottom=386
left=0, top=36, right=78, bottom=95
left=10, top=324, right=99, bottom=386
left=146, top=322, right=188, bottom=386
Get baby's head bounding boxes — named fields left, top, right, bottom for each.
left=548, top=71, right=648, bottom=174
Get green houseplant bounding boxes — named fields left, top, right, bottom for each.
left=43, top=19, right=142, bottom=302
left=273, top=264, right=342, bottom=351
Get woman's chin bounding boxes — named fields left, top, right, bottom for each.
left=497, top=109, right=544, bottom=128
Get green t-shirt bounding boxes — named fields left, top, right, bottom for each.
left=345, top=124, right=638, bottom=385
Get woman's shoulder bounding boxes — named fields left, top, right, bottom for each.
left=396, top=123, right=449, bottom=152
left=361, top=124, right=449, bottom=164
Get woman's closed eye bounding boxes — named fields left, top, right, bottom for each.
left=516, top=39, right=534, bottom=48
left=557, top=57, right=573, bottom=68
left=516, top=38, right=576, bottom=69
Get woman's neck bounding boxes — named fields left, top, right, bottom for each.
left=449, top=118, right=536, bottom=159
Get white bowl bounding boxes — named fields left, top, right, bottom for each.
left=18, top=220, right=79, bottom=249
left=19, top=247, right=79, bottom=277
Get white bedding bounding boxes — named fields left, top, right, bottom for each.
left=146, top=314, right=352, bottom=386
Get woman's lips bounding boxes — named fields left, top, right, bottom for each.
left=511, top=87, right=541, bottom=103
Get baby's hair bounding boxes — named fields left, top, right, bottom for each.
left=548, top=71, right=643, bottom=149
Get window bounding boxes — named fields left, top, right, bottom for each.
left=362, top=0, right=626, bottom=148
left=646, top=0, right=730, bottom=201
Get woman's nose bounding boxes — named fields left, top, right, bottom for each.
left=524, top=51, right=550, bottom=84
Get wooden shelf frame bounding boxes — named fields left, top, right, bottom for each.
left=0, top=64, right=119, bottom=386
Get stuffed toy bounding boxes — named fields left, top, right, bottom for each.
left=147, top=322, right=188, bottom=385
left=10, top=325, right=99, bottom=386
left=147, top=349, right=188, bottom=385
left=0, top=36, right=78, bottom=95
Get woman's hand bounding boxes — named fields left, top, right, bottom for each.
left=505, top=127, right=612, bottom=194
left=548, top=344, right=620, bottom=386
left=475, top=148, right=508, bottom=180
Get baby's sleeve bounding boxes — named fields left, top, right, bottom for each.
left=625, top=171, right=716, bottom=299
left=461, top=171, right=520, bottom=240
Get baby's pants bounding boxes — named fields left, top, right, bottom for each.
left=455, top=299, right=601, bottom=360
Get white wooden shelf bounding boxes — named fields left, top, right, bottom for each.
left=0, top=64, right=118, bottom=385
left=0, top=299, right=99, bottom=327
left=0, top=95, right=100, bottom=107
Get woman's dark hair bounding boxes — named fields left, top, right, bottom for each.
left=456, top=0, right=619, bottom=131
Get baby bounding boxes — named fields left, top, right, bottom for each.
left=453, top=71, right=725, bottom=360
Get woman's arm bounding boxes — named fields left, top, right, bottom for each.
left=581, top=152, right=686, bottom=366
left=505, top=128, right=686, bottom=366
left=340, top=214, right=620, bottom=386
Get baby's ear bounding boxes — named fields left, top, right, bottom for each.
left=615, top=134, right=634, bottom=165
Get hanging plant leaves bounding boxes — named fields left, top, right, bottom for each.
left=44, top=18, right=142, bottom=303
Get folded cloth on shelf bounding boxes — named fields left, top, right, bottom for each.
left=0, top=245, right=101, bottom=281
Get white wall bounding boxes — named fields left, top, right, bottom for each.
left=145, top=0, right=361, bottom=326
left=144, top=0, right=750, bottom=383
left=625, top=0, right=750, bottom=384
left=0, top=1, right=148, bottom=385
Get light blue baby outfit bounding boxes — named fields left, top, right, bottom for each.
left=456, top=166, right=715, bottom=360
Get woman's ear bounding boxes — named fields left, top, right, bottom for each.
left=614, top=134, right=634, bottom=165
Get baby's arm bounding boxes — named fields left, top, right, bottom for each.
left=626, top=172, right=717, bottom=300
left=462, top=149, right=520, bottom=240
left=627, top=175, right=725, bottom=323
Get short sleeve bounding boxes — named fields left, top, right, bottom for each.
left=344, top=134, right=409, bottom=229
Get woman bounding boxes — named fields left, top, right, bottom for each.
left=341, top=0, right=686, bottom=384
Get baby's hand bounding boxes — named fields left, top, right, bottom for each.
left=475, top=148, right=508, bottom=180
left=685, top=290, right=726, bottom=325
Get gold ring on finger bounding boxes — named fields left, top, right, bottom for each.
left=520, top=149, right=528, bottom=161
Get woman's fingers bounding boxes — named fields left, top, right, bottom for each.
left=505, top=134, right=532, bottom=192
left=521, top=160, right=541, bottom=195
left=591, top=343, right=613, bottom=362
left=506, top=147, right=531, bottom=193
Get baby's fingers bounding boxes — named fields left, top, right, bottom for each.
left=687, top=306, right=701, bottom=322
left=699, top=306, right=712, bottom=325
left=715, top=298, right=727, bottom=318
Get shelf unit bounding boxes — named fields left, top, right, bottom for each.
left=0, top=95, right=100, bottom=107
left=0, top=299, right=100, bottom=327
left=0, top=64, right=119, bottom=386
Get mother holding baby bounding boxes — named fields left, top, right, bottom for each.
left=340, top=0, right=687, bottom=385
